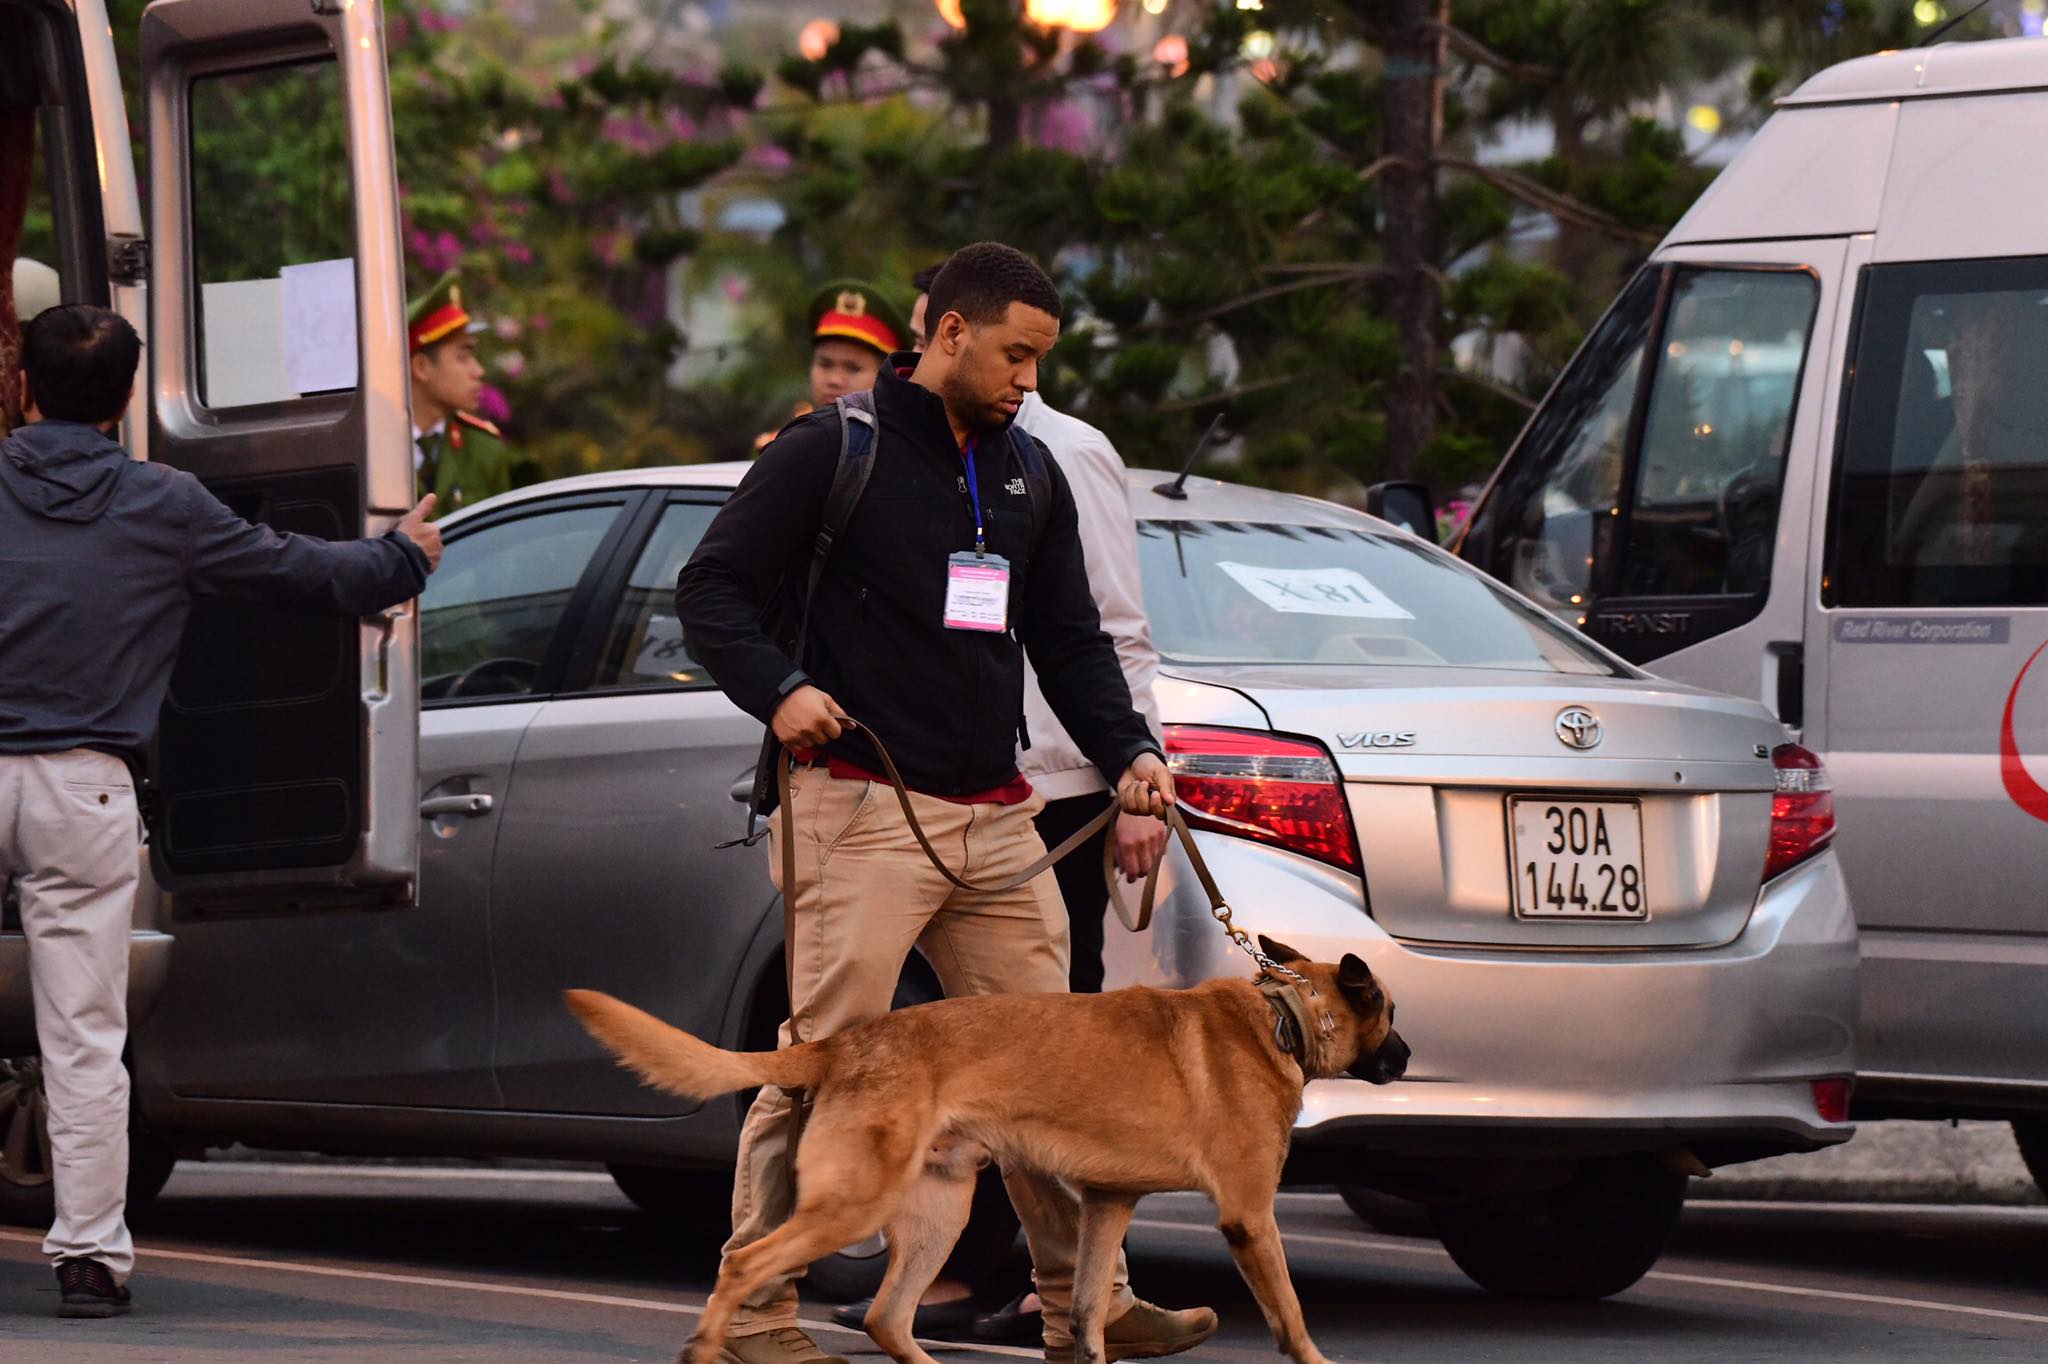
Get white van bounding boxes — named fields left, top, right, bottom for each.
left=1454, top=35, right=2048, bottom=1193
left=0, top=0, right=419, bottom=1213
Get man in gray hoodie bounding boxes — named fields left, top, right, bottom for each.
left=0, top=304, right=441, bottom=1317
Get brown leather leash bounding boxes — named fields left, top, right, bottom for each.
left=772, top=717, right=1309, bottom=1005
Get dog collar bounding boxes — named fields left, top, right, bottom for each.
left=1257, top=977, right=1314, bottom=1062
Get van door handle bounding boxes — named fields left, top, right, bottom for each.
left=420, top=793, right=495, bottom=818
left=728, top=775, right=754, bottom=805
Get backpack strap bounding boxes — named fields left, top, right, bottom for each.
left=735, top=392, right=880, bottom=831
left=1004, top=423, right=1052, bottom=550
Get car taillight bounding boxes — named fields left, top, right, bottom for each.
left=1765, top=742, right=1835, bottom=881
left=1811, top=1077, right=1852, bottom=1124
left=1164, top=725, right=1359, bottom=873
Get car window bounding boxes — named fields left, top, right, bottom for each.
left=1829, top=256, right=2048, bottom=607
left=1618, top=270, right=1816, bottom=599
left=1137, top=520, right=1617, bottom=675
left=589, top=499, right=723, bottom=691
left=420, top=504, right=620, bottom=703
left=1463, top=268, right=1658, bottom=619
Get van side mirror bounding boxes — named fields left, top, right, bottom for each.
left=1366, top=481, right=1438, bottom=543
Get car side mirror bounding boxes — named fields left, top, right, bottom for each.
left=1366, top=481, right=1438, bottom=543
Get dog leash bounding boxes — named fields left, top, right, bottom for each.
left=773, top=717, right=1311, bottom=990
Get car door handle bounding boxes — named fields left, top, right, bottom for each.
left=728, top=776, right=754, bottom=805
left=420, top=794, right=495, bottom=818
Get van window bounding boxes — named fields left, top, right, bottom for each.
left=1619, top=270, right=1816, bottom=599
left=188, top=60, right=356, bottom=409
left=1465, top=265, right=1819, bottom=663
left=1462, top=269, right=1657, bottom=620
left=1829, top=257, right=2048, bottom=608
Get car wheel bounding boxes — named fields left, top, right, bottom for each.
left=1336, top=1184, right=1434, bottom=1238
left=1429, top=1155, right=1686, bottom=1300
left=803, top=1229, right=891, bottom=1302
left=2013, top=1119, right=2048, bottom=1199
left=607, top=1163, right=734, bottom=1228
left=0, top=1054, right=179, bottom=1229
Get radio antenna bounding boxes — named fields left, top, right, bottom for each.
left=1924, top=0, right=1991, bottom=45
left=1154, top=413, right=1226, bottom=501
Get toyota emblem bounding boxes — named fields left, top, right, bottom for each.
left=1555, top=707, right=1602, bottom=750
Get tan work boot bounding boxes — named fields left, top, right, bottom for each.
left=1044, top=1299, right=1220, bottom=1364
left=707, top=1326, right=850, bottom=1364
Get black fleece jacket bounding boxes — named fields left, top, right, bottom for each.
left=674, top=363, right=1158, bottom=797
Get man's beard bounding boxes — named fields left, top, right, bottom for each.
left=938, top=368, right=1007, bottom=436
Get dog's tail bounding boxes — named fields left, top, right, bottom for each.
left=564, top=989, right=827, bottom=1099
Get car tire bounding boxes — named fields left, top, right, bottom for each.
left=1429, top=1155, right=1686, bottom=1300
left=0, top=1053, right=179, bottom=1229
left=606, top=1163, right=734, bottom=1229
left=803, top=1230, right=892, bottom=1302
left=2013, top=1119, right=2048, bottom=1199
left=1336, top=1184, right=1434, bottom=1238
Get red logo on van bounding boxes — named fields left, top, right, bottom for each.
left=2001, top=641, right=2048, bottom=825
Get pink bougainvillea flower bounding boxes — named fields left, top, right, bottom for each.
left=528, top=313, right=552, bottom=332
left=744, top=143, right=793, bottom=173
left=494, top=315, right=524, bottom=342
left=475, top=384, right=511, bottom=423
left=721, top=274, right=748, bottom=303
left=497, top=351, right=527, bottom=379
left=504, top=241, right=534, bottom=265
left=548, top=169, right=575, bottom=204
left=420, top=9, right=461, bottom=35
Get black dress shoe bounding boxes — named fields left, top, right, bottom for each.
left=971, top=1290, right=1044, bottom=1345
left=829, top=1294, right=978, bottom=1338
left=55, top=1258, right=131, bottom=1319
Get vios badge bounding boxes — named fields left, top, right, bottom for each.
left=1555, top=707, right=1602, bottom=750
left=1337, top=731, right=1417, bottom=750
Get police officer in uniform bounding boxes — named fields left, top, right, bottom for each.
left=408, top=272, right=529, bottom=511
left=752, top=279, right=908, bottom=453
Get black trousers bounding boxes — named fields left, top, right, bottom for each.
left=939, top=792, right=1115, bottom=1299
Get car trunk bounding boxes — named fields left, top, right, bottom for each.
left=1201, top=665, right=1784, bottom=949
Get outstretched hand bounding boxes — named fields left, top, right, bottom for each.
left=396, top=494, right=443, bottom=571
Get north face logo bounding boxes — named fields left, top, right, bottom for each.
left=1005, top=478, right=1027, bottom=496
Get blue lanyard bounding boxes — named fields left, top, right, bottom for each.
left=962, top=436, right=986, bottom=556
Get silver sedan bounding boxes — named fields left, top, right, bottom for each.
left=116, top=461, right=1856, bottom=1303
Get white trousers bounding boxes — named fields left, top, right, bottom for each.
left=0, top=749, right=138, bottom=1281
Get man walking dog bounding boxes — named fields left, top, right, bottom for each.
left=0, top=304, right=441, bottom=1317
left=676, top=243, right=1214, bottom=1364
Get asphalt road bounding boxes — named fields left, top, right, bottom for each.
left=2, top=1164, right=2045, bottom=1362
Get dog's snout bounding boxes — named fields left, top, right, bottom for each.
left=1347, top=1028, right=1411, bottom=1085
left=1379, top=1030, right=1411, bottom=1080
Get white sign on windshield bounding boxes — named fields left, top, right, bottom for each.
left=1217, top=562, right=1414, bottom=620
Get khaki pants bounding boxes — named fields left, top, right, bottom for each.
left=0, top=750, right=138, bottom=1282
left=725, top=767, right=1132, bottom=1341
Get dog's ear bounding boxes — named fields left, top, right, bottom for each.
left=1258, top=935, right=1308, bottom=965
left=1337, top=954, right=1374, bottom=993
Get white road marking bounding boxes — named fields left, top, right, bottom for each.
left=88, top=1166, right=2048, bottom=1335
left=1128, top=1216, right=2048, bottom=1329
left=170, top=1162, right=617, bottom=1185
left=0, top=1229, right=1038, bottom=1358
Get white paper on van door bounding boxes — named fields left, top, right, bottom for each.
left=1216, top=562, right=1414, bottom=620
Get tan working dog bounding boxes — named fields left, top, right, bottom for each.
left=566, top=937, right=1408, bottom=1364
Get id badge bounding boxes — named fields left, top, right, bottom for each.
left=943, top=552, right=1010, bottom=632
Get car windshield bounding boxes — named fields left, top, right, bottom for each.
left=1136, top=519, right=1619, bottom=675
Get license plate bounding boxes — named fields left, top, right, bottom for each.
left=1508, top=798, right=1648, bottom=920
